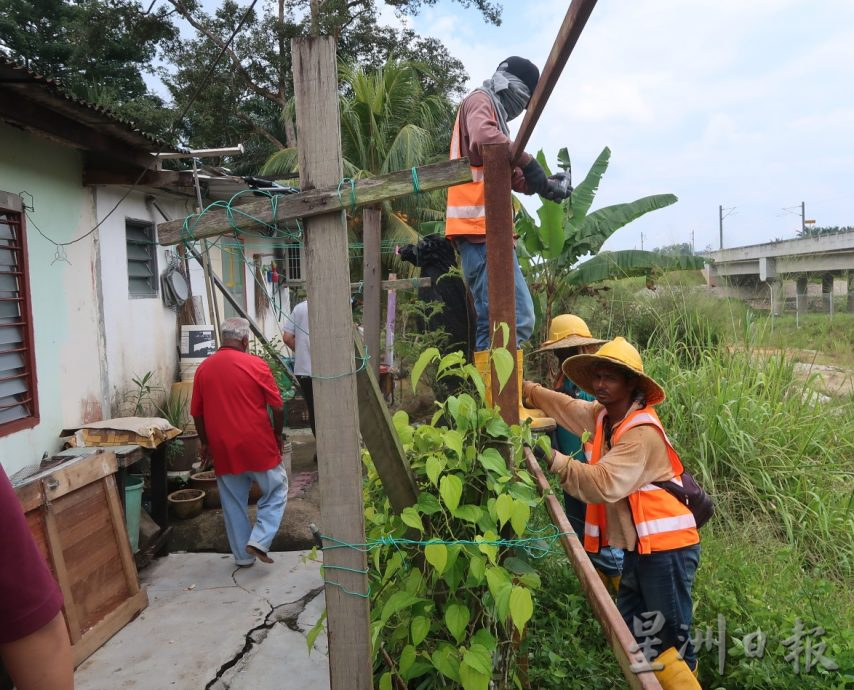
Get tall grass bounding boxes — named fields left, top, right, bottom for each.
left=529, top=284, right=854, bottom=686
left=649, top=346, right=854, bottom=581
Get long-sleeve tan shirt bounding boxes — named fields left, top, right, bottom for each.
left=526, top=383, right=677, bottom=551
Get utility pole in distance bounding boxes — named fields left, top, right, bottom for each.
left=719, top=205, right=736, bottom=249
left=801, top=201, right=806, bottom=235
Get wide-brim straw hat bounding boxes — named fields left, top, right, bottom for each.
left=562, top=336, right=666, bottom=406
left=535, top=314, right=606, bottom=353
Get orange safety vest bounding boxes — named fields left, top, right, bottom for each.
left=582, top=407, right=700, bottom=555
left=445, top=102, right=489, bottom=238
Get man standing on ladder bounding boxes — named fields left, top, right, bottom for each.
left=445, top=56, right=571, bottom=427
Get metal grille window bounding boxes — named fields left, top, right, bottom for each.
left=0, top=200, right=39, bottom=434
left=126, top=220, right=158, bottom=297
left=286, top=244, right=303, bottom=283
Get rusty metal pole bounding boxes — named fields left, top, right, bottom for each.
left=482, top=142, right=519, bottom=427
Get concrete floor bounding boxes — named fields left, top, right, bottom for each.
left=75, top=552, right=329, bottom=690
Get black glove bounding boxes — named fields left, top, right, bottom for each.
left=542, top=172, right=573, bottom=203
left=521, top=158, right=548, bottom=196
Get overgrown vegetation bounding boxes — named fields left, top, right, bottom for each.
left=359, top=345, right=549, bottom=689
left=526, top=284, right=854, bottom=688
left=385, top=283, right=853, bottom=688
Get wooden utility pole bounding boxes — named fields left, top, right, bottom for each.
left=362, top=206, right=382, bottom=379
left=293, top=36, right=372, bottom=689
left=482, top=142, right=519, bottom=427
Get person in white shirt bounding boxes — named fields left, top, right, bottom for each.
left=282, top=300, right=316, bottom=442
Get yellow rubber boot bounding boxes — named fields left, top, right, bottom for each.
left=473, top=350, right=493, bottom=405
left=474, top=350, right=555, bottom=431
left=517, top=351, right=555, bottom=431
left=653, top=647, right=702, bottom=690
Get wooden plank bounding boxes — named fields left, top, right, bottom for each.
left=510, top=0, right=598, bottom=164
left=293, top=35, right=372, bottom=689
left=362, top=205, right=382, bottom=380
left=83, top=167, right=189, bottom=188
left=73, top=554, right=131, bottom=632
left=156, top=158, right=472, bottom=245
left=43, top=501, right=83, bottom=643
left=524, top=449, right=663, bottom=690
left=42, top=452, right=117, bottom=502
left=71, top=589, right=148, bottom=668
left=483, top=142, right=519, bottom=428
left=355, top=333, right=419, bottom=514
left=104, top=473, right=142, bottom=595
left=354, top=277, right=431, bottom=291
left=15, top=479, right=43, bottom=513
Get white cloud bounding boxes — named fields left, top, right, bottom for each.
left=409, top=0, right=854, bottom=249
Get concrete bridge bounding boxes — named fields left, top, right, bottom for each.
left=703, top=232, right=854, bottom=314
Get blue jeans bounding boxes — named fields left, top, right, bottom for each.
left=217, top=464, right=288, bottom=566
left=457, top=239, right=535, bottom=350
left=618, top=545, right=701, bottom=669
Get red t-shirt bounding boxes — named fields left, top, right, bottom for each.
left=190, top=347, right=284, bottom=475
left=0, top=465, right=64, bottom=644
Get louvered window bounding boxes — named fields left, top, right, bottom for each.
left=126, top=220, right=158, bottom=297
left=0, top=199, right=39, bottom=435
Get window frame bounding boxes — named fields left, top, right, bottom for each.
left=125, top=218, right=159, bottom=298
left=0, top=194, right=40, bottom=437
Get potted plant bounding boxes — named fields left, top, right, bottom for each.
left=156, top=393, right=200, bottom=472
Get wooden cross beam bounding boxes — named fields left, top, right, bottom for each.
left=155, top=158, right=472, bottom=246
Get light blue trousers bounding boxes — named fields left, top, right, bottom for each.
left=217, top=464, right=288, bottom=566
left=457, top=239, right=535, bottom=350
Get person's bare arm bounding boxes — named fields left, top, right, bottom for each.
left=0, top=612, right=73, bottom=690
left=270, top=406, right=286, bottom=451
left=282, top=331, right=296, bottom=351
left=193, top=415, right=210, bottom=470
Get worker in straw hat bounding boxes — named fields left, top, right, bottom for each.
left=524, top=337, right=702, bottom=689
left=535, top=315, right=624, bottom=593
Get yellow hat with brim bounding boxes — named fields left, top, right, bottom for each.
left=535, top=314, right=606, bottom=353
left=536, top=333, right=607, bottom=352
left=561, top=336, right=666, bottom=406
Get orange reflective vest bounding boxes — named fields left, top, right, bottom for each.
left=445, top=104, right=488, bottom=237
left=582, top=407, right=700, bottom=555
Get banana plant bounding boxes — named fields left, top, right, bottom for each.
left=515, top=146, right=702, bottom=344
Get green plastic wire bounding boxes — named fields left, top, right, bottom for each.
left=315, top=525, right=570, bottom=598
left=336, top=177, right=358, bottom=214
left=410, top=166, right=421, bottom=194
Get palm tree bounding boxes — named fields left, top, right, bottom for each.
left=261, top=59, right=455, bottom=275
left=516, top=146, right=703, bottom=345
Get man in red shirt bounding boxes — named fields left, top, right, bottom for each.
left=191, top=317, right=288, bottom=566
left=1, top=465, right=74, bottom=689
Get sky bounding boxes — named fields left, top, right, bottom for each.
left=177, top=0, right=854, bottom=253
left=385, top=0, right=854, bottom=252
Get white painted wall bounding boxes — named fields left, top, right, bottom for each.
left=0, top=123, right=108, bottom=476
left=94, top=188, right=194, bottom=415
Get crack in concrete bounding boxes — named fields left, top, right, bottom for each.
left=204, top=576, right=325, bottom=689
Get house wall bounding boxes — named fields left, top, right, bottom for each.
left=94, top=188, right=193, bottom=415
left=0, top=122, right=107, bottom=476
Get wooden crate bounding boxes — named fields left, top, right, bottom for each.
left=14, top=452, right=148, bottom=666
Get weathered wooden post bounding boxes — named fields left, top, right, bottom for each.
left=482, top=142, right=520, bottom=427
left=362, top=206, right=382, bottom=379
left=292, top=36, right=372, bottom=688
